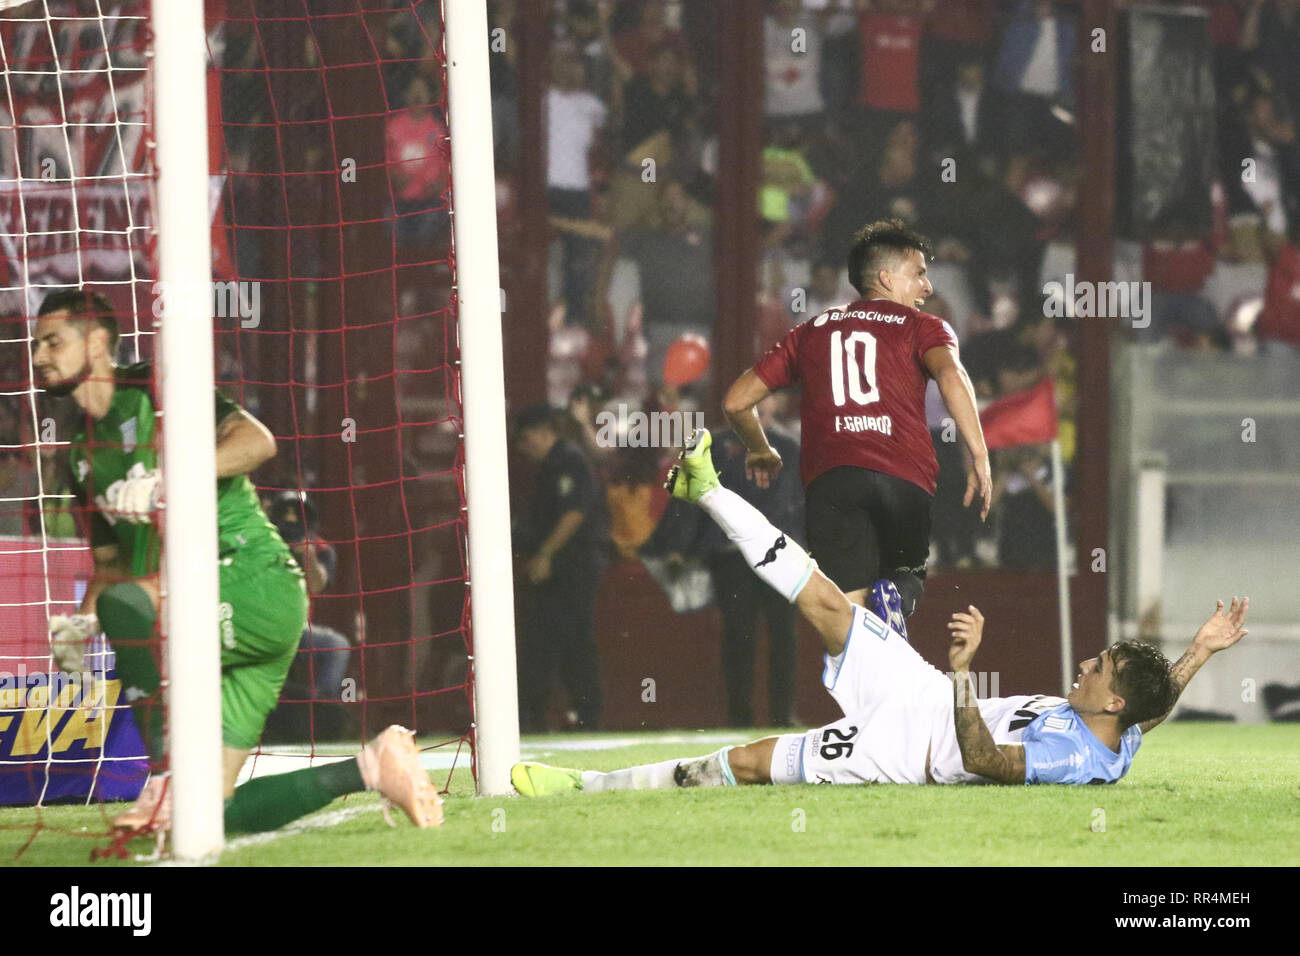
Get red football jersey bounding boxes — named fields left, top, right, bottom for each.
left=858, top=13, right=923, bottom=112
left=753, top=299, right=958, bottom=493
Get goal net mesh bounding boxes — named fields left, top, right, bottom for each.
left=0, top=0, right=472, bottom=851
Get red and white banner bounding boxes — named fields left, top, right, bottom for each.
left=0, top=7, right=231, bottom=322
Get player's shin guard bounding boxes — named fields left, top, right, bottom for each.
left=698, top=488, right=816, bottom=602
left=97, top=581, right=164, bottom=763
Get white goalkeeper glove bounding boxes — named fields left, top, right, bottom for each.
left=103, top=462, right=162, bottom=524
left=48, top=613, right=99, bottom=674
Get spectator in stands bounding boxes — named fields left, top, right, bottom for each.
left=925, top=54, right=1003, bottom=176
left=620, top=175, right=714, bottom=381
left=760, top=118, right=819, bottom=290
left=1256, top=237, right=1300, bottom=356
left=513, top=404, right=609, bottom=731
left=1143, top=239, right=1227, bottom=348
left=1220, top=85, right=1300, bottom=260
left=820, top=117, right=931, bottom=262
left=613, top=0, right=695, bottom=88
left=608, top=38, right=704, bottom=235
left=991, top=445, right=1058, bottom=570
left=489, top=0, right=521, bottom=168
left=991, top=1, right=1076, bottom=159
left=619, top=40, right=700, bottom=157
left=386, top=74, right=449, bottom=250
left=856, top=0, right=931, bottom=123
left=1240, top=0, right=1300, bottom=117
left=764, top=0, right=826, bottom=123
left=562, top=0, right=620, bottom=103
left=921, top=0, right=995, bottom=98
left=547, top=45, right=609, bottom=330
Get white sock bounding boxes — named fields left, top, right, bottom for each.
left=698, top=488, right=816, bottom=602
left=581, top=749, right=737, bottom=791
left=582, top=758, right=682, bottom=792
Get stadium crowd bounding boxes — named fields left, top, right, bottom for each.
left=3, top=0, right=1296, bottom=735
left=479, top=0, right=1300, bottom=728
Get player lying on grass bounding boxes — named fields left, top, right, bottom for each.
left=33, top=289, right=441, bottom=836
left=513, top=428, right=1250, bottom=794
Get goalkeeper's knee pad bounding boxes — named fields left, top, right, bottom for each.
left=97, top=581, right=157, bottom=640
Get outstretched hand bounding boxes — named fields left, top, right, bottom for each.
left=1192, top=597, right=1249, bottom=654
left=745, top=447, right=783, bottom=489
left=947, top=605, right=984, bottom=672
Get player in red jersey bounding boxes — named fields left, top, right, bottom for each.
left=723, top=219, right=990, bottom=636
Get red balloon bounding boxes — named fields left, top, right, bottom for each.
left=662, top=333, right=711, bottom=386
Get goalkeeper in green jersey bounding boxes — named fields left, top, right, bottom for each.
left=32, top=289, right=441, bottom=836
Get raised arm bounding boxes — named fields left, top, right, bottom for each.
left=216, top=409, right=277, bottom=478
left=948, top=605, right=1026, bottom=784
left=1139, top=598, right=1249, bottom=734
left=722, top=369, right=781, bottom=488
left=923, top=345, right=991, bottom=520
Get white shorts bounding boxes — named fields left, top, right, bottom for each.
left=779, top=604, right=953, bottom=785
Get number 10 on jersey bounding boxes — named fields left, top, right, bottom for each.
left=830, top=330, right=880, bottom=407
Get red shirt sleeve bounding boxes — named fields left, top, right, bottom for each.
left=752, top=322, right=804, bottom=390
left=914, top=312, right=959, bottom=372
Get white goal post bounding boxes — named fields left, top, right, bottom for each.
left=152, top=0, right=222, bottom=860
left=443, top=0, right=521, bottom=797
left=152, top=1, right=519, bottom=861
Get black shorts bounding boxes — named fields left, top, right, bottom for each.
left=803, top=466, right=932, bottom=595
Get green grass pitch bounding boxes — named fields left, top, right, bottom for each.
left=1, top=723, right=1296, bottom=866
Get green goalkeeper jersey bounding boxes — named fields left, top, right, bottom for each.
left=68, top=362, right=294, bottom=577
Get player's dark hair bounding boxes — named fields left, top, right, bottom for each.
left=846, top=219, right=933, bottom=296
left=37, top=288, right=119, bottom=355
left=1108, top=640, right=1177, bottom=729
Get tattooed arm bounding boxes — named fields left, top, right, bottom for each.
left=948, top=606, right=1027, bottom=784
left=1139, top=598, right=1249, bottom=734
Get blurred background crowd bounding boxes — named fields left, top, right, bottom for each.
left=2, top=0, right=1295, bottom=736
left=481, top=0, right=1300, bottom=586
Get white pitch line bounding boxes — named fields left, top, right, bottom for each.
left=150, top=804, right=386, bottom=865
left=221, top=804, right=384, bottom=853
left=520, top=731, right=754, bottom=754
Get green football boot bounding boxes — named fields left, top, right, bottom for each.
left=511, top=761, right=584, bottom=797
left=663, top=427, right=719, bottom=503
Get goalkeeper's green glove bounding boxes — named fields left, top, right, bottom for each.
left=48, top=613, right=98, bottom=673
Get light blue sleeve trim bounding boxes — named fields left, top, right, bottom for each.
left=822, top=608, right=857, bottom=691
left=787, top=557, right=817, bottom=603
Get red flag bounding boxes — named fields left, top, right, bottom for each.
left=980, top=377, right=1059, bottom=450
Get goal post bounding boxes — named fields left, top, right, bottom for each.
left=443, top=0, right=520, bottom=797
left=1, top=0, right=508, bottom=856
left=151, top=0, right=222, bottom=859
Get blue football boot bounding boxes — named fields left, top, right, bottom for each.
left=870, top=578, right=908, bottom=642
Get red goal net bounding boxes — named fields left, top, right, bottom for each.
left=0, top=0, right=472, bottom=846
